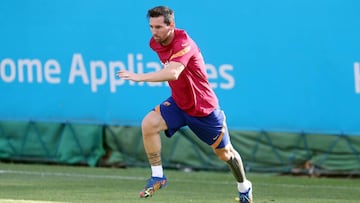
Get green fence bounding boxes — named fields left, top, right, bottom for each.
left=0, top=121, right=359, bottom=175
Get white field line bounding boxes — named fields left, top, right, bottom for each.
left=0, top=169, right=359, bottom=191
left=0, top=169, right=145, bottom=181
left=0, top=199, right=67, bottom=203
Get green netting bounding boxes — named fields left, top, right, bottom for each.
left=231, top=131, right=360, bottom=173
left=0, top=121, right=104, bottom=166
left=103, top=126, right=224, bottom=169
left=0, top=120, right=359, bottom=174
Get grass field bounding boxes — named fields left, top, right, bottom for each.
left=0, top=162, right=359, bottom=203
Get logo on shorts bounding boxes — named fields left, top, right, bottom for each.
left=213, top=134, right=221, bottom=141
left=163, top=101, right=171, bottom=106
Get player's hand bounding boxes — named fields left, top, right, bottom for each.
left=116, top=70, right=141, bottom=81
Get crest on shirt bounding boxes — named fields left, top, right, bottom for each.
left=163, top=101, right=171, bottom=106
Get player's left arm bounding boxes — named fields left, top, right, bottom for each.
left=117, top=61, right=185, bottom=82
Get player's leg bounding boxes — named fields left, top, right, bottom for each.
left=142, top=110, right=167, bottom=175
left=214, top=144, right=246, bottom=182
left=214, top=145, right=252, bottom=203
left=187, top=109, right=252, bottom=203
left=139, top=97, right=185, bottom=198
left=139, top=110, right=168, bottom=198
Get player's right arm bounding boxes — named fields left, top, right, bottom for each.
left=116, top=61, right=185, bottom=82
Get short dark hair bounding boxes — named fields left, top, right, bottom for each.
left=147, top=6, right=174, bottom=25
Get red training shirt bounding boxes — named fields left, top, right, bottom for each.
left=150, top=28, right=219, bottom=117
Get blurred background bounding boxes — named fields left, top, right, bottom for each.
left=0, top=0, right=359, bottom=176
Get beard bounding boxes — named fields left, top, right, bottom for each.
left=153, top=31, right=172, bottom=45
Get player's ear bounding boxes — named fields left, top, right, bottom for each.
left=170, top=22, right=175, bottom=29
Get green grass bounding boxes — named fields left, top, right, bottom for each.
left=0, top=162, right=359, bottom=203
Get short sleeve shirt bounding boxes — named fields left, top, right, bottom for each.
left=150, top=29, right=218, bottom=116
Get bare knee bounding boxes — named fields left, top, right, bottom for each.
left=141, top=116, right=158, bottom=135
left=214, top=145, right=234, bottom=162
left=141, top=111, right=167, bottom=135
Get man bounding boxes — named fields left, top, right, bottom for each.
left=116, top=6, right=253, bottom=203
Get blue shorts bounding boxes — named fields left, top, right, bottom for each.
left=154, top=97, right=230, bottom=149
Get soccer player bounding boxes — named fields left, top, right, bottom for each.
left=116, top=5, right=253, bottom=203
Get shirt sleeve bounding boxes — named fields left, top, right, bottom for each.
left=169, top=38, right=193, bottom=67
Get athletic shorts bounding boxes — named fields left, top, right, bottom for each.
left=153, top=97, right=230, bottom=149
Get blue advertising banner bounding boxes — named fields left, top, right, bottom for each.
left=1, top=0, right=360, bottom=135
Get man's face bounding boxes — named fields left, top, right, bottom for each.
left=149, top=16, right=173, bottom=44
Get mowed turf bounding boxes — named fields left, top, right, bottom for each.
left=0, top=162, right=359, bottom=203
